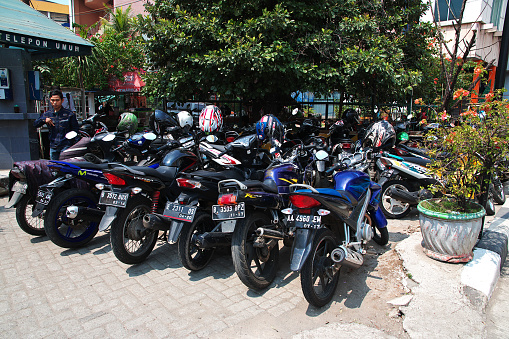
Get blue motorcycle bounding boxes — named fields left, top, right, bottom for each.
left=282, top=158, right=389, bottom=307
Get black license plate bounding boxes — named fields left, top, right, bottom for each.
left=99, top=191, right=129, bottom=208
left=35, top=189, right=53, bottom=205
left=12, top=182, right=27, bottom=194
left=212, top=202, right=245, bottom=220
left=286, top=214, right=322, bottom=229
left=163, top=202, right=197, bottom=222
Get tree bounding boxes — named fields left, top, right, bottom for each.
left=139, top=0, right=433, bottom=115
left=34, top=7, right=144, bottom=91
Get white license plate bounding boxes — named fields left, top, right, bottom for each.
left=286, top=214, right=322, bottom=229
left=212, top=202, right=245, bottom=220
left=99, top=191, right=129, bottom=208
left=12, top=182, right=27, bottom=194
left=163, top=202, right=197, bottom=222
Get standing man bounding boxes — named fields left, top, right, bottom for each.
left=34, top=89, right=79, bottom=160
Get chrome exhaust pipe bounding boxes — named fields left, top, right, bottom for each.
left=255, top=227, right=285, bottom=240
left=331, top=246, right=363, bottom=269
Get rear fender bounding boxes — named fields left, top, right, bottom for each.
left=5, top=192, right=24, bottom=208
left=290, top=228, right=316, bottom=272
left=98, top=206, right=119, bottom=231
left=168, top=221, right=184, bottom=244
left=42, top=176, right=72, bottom=189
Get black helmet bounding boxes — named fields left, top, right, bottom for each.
left=362, top=120, right=396, bottom=150
left=149, top=109, right=179, bottom=135
left=344, top=108, right=360, bottom=125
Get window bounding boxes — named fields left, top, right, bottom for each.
left=491, top=0, right=504, bottom=29
left=434, top=0, right=465, bottom=22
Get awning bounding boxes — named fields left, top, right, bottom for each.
left=0, top=0, right=94, bottom=60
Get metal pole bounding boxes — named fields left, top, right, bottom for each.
left=495, top=4, right=509, bottom=90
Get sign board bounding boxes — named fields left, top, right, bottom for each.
left=0, top=68, right=10, bottom=89
left=108, top=72, right=145, bottom=92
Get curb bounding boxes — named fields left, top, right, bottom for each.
left=461, top=198, right=509, bottom=310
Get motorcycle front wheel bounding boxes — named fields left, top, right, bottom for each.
left=380, top=180, right=413, bottom=219
left=177, top=212, right=215, bottom=271
left=16, top=194, right=45, bottom=236
left=44, top=189, right=99, bottom=248
left=110, top=195, right=158, bottom=264
left=300, top=228, right=340, bottom=307
left=491, top=176, right=506, bottom=205
left=232, top=211, right=279, bottom=290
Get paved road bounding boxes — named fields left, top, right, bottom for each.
left=0, top=195, right=415, bottom=338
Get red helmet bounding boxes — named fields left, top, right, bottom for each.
left=199, top=105, right=223, bottom=133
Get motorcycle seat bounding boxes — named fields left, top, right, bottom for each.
left=184, top=169, right=245, bottom=181
left=295, top=188, right=358, bottom=206
left=109, top=165, right=178, bottom=183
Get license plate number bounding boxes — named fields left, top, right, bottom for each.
left=212, top=202, right=245, bottom=220
left=12, top=182, right=27, bottom=194
left=286, top=214, right=322, bottom=229
left=35, top=189, right=53, bottom=205
left=99, top=191, right=129, bottom=208
left=163, top=202, right=197, bottom=222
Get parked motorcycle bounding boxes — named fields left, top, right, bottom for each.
left=281, top=156, right=388, bottom=306
left=142, top=134, right=272, bottom=269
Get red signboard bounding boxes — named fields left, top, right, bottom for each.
left=108, top=72, right=145, bottom=92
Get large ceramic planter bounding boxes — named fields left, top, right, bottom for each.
left=417, top=199, right=485, bottom=263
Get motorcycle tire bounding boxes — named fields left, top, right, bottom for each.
left=110, top=195, right=158, bottom=264
left=300, top=228, right=340, bottom=307
left=15, top=194, right=45, bottom=236
left=232, top=211, right=279, bottom=290
left=491, top=177, right=506, bottom=205
left=372, top=226, right=389, bottom=246
left=44, top=189, right=99, bottom=248
left=177, top=212, right=215, bottom=271
left=380, top=180, right=413, bottom=219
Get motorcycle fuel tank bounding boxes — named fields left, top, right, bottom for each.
left=263, top=163, right=299, bottom=194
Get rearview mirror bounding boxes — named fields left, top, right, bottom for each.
left=315, top=150, right=329, bottom=161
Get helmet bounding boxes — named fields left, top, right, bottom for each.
left=362, top=120, right=396, bottom=150
left=149, top=109, right=179, bottom=135
left=344, top=108, right=360, bottom=125
left=256, top=114, right=284, bottom=142
left=199, top=105, right=223, bottom=132
left=177, top=111, right=193, bottom=129
left=397, top=131, right=409, bottom=142
left=117, top=112, right=138, bottom=135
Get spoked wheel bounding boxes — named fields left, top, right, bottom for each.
left=300, top=228, right=340, bottom=307
left=177, top=212, right=216, bottom=271
left=110, top=195, right=158, bottom=264
left=491, top=175, right=506, bottom=205
left=44, top=189, right=99, bottom=248
left=380, top=180, right=412, bottom=219
left=16, top=194, right=45, bottom=236
left=232, top=211, right=279, bottom=290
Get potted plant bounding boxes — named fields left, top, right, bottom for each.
left=416, top=89, right=509, bottom=263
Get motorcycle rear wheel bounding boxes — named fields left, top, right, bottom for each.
left=16, top=194, right=45, bottom=236
left=110, top=195, right=158, bottom=264
left=300, top=228, right=340, bottom=307
left=177, top=212, right=215, bottom=271
left=44, top=189, right=99, bottom=248
left=232, top=211, right=279, bottom=290
left=380, top=180, right=413, bottom=219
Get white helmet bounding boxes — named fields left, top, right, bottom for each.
left=199, top=105, right=223, bottom=133
left=177, top=111, right=193, bottom=129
